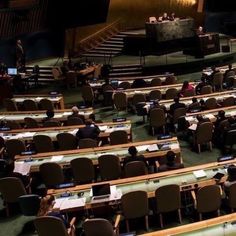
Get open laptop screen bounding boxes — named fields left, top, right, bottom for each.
left=92, top=183, right=110, bottom=197
left=7, top=68, right=17, bottom=75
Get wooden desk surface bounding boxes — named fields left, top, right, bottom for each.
left=2, top=120, right=132, bottom=141
left=46, top=158, right=236, bottom=212
left=15, top=138, right=181, bottom=171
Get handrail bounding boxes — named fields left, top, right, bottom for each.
left=79, top=18, right=122, bottom=44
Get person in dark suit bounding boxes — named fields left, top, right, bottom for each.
left=196, top=26, right=205, bottom=36
left=123, top=146, right=147, bottom=167
left=16, top=39, right=25, bottom=69
left=67, top=106, right=85, bottom=122
left=42, top=109, right=55, bottom=123
left=169, top=12, right=176, bottom=21
left=158, top=151, right=184, bottom=172
left=188, top=97, right=201, bottom=112
left=76, top=119, right=100, bottom=140
left=131, top=78, right=147, bottom=88
left=169, top=97, right=186, bottom=116
left=195, top=75, right=209, bottom=94
left=224, top=165, right=236, bottom=195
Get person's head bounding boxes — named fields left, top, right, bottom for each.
left=182, top=81, right=189, bottom=89
left=38, top=195, right=55, bottom=216
left=85, top=118, right=93, bottom=126
left=89, top=113, right=96, bottom=122
left=200, top=99, right=205, bottom=105
left=46, top=110, right=54, bottom=119
left=227, top=165, right=236, bottom=182
left=218, top=110, right=225, bottom=119
left=192, top=97, right=197, bottom=103
left=174, top=96, right=180, bottom=103
left=71, top=106, right=79, bottom=114
left=163, top=12, right=168, bottom=18
left=196, top=115, right=204, bottom=122
left=171, top=12, right=175, bottom=17
left=17, top=39, right=22, bottom=45
left=128, top=146, right=138, bottom=157
left=166, top=151, right=176, bottom=165
left=198, top=26, right=203, bottom=32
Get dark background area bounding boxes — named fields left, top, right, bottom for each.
left=46, top=0, right=110, bottom=29
left=205, top=0, right=236, bottom=12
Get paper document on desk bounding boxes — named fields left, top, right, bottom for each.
left=188, top=123, right=197, bottom=131
left=14, top=161, right=31, bottom=175
left=63, top=112, right=71, bottom=116
left=50, top=155, right=64, bottom=162
left=193, top=170, right=206, bottom=178
left=147, top=144, right=159, bottom=152
left=98, top=125, right=108, bottom=132
left=203, top=114, right=215, bottom=120
left=136, top=145, right=150, bottom=152
left=59, top=198, right=86, bottom=210
left=0, top=116, right=5, bottom=120
left=21, top=132, right=36, bottom=138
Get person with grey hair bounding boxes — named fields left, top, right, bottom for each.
left=67, top=106, right=85, bottom=122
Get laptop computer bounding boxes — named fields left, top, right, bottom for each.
left=91, top=183, right=111, bottom=201
left=7, top=68, right=17, bottom=75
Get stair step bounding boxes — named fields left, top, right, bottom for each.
left=105, top=40, right=124, bottom=45
left=100, top=43, right=123, bottom=48
left=93, top=47, right=123, bottom=52
left=88, top=50, right=120, bottom=55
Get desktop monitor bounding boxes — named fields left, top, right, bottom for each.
left=7, top=68, right=17, bottom=75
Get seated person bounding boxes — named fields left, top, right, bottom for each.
left=208, top=66, right=220, bottom=84
left=67, top=106, right=84, bottom=122
left=161, top=12, right=169, bottom=21
left=199, top=99, right=207, bottom=110
left=76, top=119, right=100, bottom=140
left=123, top=146, right=147, bottom=167
left=169, top=12, right=176, bottom=21
left=42, top=109, right=55, bottom=123
left=60, top=60, right=70, bottom=75
left=158, top=151, right=184, bottom=172
left=169, top=97, right=186, bottom=116
left=215, top=110, right=227, bottom=129
left=224, top=165, right=236, bottom=195
left=179, top=81, right=195, bottom=97
left=196, top=26, right=205, bottom=35
left=188, top=97, right=201, bottom=112
left=195, top=75, right=209, bottom=94
left=196, top=114, right=210, bottom=126
left=37, top=195, right=69, bottom=228
left=224, top=64, right=235, bottom=88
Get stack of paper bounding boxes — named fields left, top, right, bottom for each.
left=50, top=155, right=64, bottom=162
left=193, top=170, right=207, bottom=178
left=147, top=144, right=159, bottom=152
left=136, top=145, right=150, bottom=152
left=54, top=197, right=86, bottom=210
left=14, top=161, right=31, bottom=175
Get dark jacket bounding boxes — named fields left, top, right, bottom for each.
left=76, top=125, right=100, bottom=140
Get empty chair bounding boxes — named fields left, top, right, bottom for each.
left=135, top=102, right=148, bottom=123
left=222, top=96, right=235, bottom=107
left=57, top=133, right=78, bottom=151
left=39, top=163, right=64, bottom=187
left=224, top=129, right=236, bottom=153
left=102, top=84, right=114, bottom=106
left=78, top=138, right=97, bottom=149
left=113, top=92, right=127, bottom=111
left=173, top=107, right=186, bottom=124
left=121, top=190, right=149, bottom=232
left=149, top=90, right=162, bottom=101
left=183, top=89, right=195, bottom=97
left=18, top=194, right=40, bottom=216
left=118, top=81, right=131, bottom=90
left=212, top=72, right=223, bottom=91
left=124, top=161, right=147, bottom=178
left=226, top=183, right=236, bottom=212
left=98, top=155, right=121, bottom=180
left=33, top=135, right=54, bottom=153
left=150, top=108, right=166, bottom=135
left=200, top=85, right=212, bottom=95
left=81, top=85, right=94, bottom=106
left=23, top=99, right=38, bottom=111
left=165, top=76, right=176, bottom=85
left=155, top=185, right=182, bottom=228
left=150, top=78, right=162, bottom=86
left=194, top=185, right=221, bottom=220
left=24, top=117, right=39, bottom=128
left=165, top=88, right=178, bottom=99
left=205, top=98, right=217, bottom=110
left=66, top=117, right=84, bottom=126
left=43, top=120, right=61, bottom=127
left=34, top=216, right=76, bottom=236
left=0, top=177, right=26, bottom=216
left=5, top=139, right=26, bottom=160
left=4, top=98, right=18, bottom=111
left=83, top=217, right=120, bottom=236
left=5, top=120, right=21, bottom=129
left=70, top=158, right=95, bottom=184
left=132, top=93, right=146, bottom=107
left=109, top=130, right=128, bottom=145
left=194, top=122, right=214, bottom=153
left=39, top=98, right=54, bottom=110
